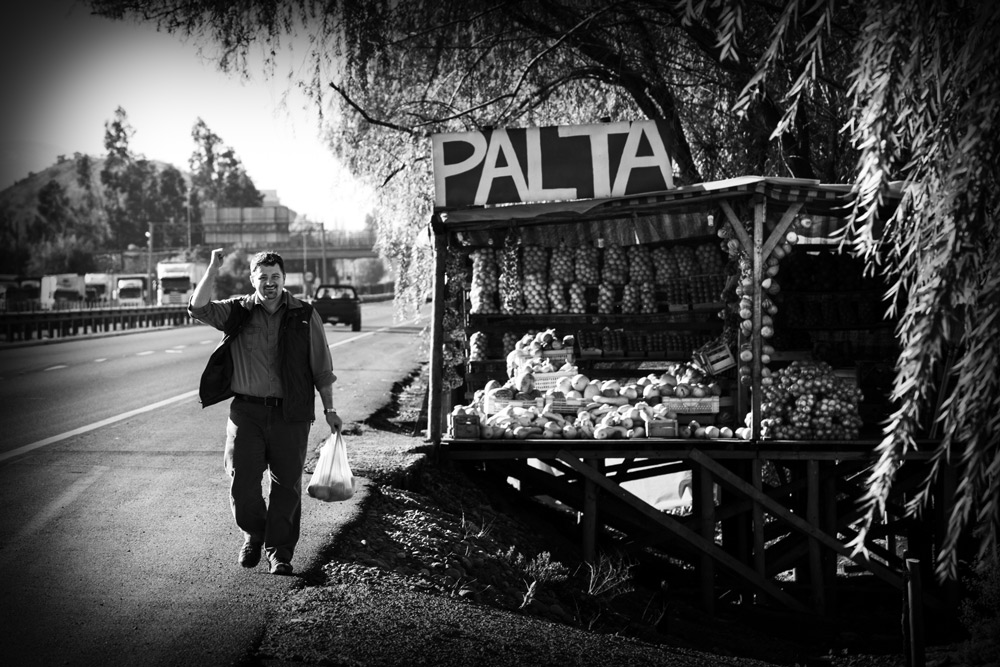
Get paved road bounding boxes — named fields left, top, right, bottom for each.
left=0, top=300, right=425, bottom=666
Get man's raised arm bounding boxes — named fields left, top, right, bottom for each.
left=190, top=247, right=225, bottom=308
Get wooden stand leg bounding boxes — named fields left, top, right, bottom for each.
left=807, top=460, right=826, bottom=614
left=752, top=459, right=766, bottom=604
left=696, top=463, right=716, bottom=614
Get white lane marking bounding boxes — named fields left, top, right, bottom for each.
left=136, top=351, right=154, bottom=356
left=44, top=365, right=68, bottom=371
left=165, top=349, right=183, bottom=354
left=327, top=324, right=405, bottom=350
left=0, top=390, right=199, bottom=464
left=200, top=340, right=213, bottom=345
left=95, top=358, right=107, bottom=363
left=0, top=465, right=108, bottom=566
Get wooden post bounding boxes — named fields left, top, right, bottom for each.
left=807, top=459, right=825, bottom=614
left=751, top=197, right=764, bottom=439
left=426, top=225, right=448, bottom=452
left=582, top=458, right=599, bottom=563
left=695, top=462, right=716, bottom=613
left=822, top=462, right=838, bottom=613
left=752, top=458, right=766, bottom=603
left=905, top=558, right=925, bottom=667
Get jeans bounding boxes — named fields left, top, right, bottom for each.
left=225, top=399, right=311, bottom=563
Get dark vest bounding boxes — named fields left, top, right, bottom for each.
left=199, top=298, right=317, bottom=422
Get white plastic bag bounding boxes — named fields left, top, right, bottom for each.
left=307, top=430, right=356, bottom=502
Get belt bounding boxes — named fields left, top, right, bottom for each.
left=234, top=394, right=283, bottom=407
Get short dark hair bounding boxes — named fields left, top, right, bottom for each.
left=250, top=251, right=285, bottom=275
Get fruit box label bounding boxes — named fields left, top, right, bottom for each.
left=432, top=121, right=675, bottom=209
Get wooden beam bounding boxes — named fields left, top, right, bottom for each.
left=556, top=450, right=811, bottom=613
left=689, top=449, right=903, bottom=591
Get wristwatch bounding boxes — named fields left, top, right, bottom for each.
left=324, top=407, right=338, bottom=414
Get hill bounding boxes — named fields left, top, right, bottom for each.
left=0, top=154, right=191, bottom=274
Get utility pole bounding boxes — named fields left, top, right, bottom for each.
left=320, top=222, right=328, bottom=283
left=146, top=221, right=155, bottom=306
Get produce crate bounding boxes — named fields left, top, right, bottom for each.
left=484, top=395, right=543, bottom=415
left=546, top=397, right=586, bottom=414
left=661, top=397, right=720, bottom=413
left=448, top=413, right=480, bottom=439
left=532, top=367, right=578, bottom=392
left=696, top=340, right=737, bottom=373
left=645, top=419, right=678, bottom=438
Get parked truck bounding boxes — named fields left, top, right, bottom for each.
left=40, top=274, right=86, bottom=310
left=156, top=261, right=208, bottom=305
left=115, top=274, right=151, bottom=307
left=84, top=272, right=116, bottom=305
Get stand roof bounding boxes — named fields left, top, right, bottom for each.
left=432, top=176, right=901, bottom=247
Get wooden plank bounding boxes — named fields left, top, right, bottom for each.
left=556, top=450, right=811, bottom=613
left=688, top=449, right=904, bottom=590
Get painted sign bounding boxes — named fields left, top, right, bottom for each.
left=432, top=120, right=674, bottom=209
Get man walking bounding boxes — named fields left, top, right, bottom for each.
left=189, top=249, right=343, bottom=575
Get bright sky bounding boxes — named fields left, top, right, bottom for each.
left=1, top=1, right=372, bottom=230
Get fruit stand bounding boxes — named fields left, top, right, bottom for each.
left=424, top=121, right=949, bottom=616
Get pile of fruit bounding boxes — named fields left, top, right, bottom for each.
left=602, top=245, right=628, bottom=285
left=470, top=249, right=499, bottom=314
left=456, top=362, right=734, bottom=440
left=504, top=329, right=573, bottom=377
left=747, top=360, right=864, bottom=440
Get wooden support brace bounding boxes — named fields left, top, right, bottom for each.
left=689, top=449, right=903, bottom=591
left=556, top=450, right=811, bottom=614
left=719, top=200, right=752, bottom=251
left=761, top=202, right=804, bottom=260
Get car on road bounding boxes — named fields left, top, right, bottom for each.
left=311, top=284, right=362, bottom=331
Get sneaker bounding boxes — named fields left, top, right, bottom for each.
left=269, top=559, right=293, bottom=576
left=238, top=540, right=263, bottom=568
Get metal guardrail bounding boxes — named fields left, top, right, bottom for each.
left=1, top=291, right=397, bottom=344
left=0, top=305, right=194, bottom=343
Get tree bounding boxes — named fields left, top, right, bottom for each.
left=91, top=0, right=857, bottom=314
left=157, top=164, right=190, bottom=248
left=35, top=180, right=76, bottom=239
left=89, top=0, right=1000, bottom=576
left=189, top=118, right=263, bottom=209
left=100, top=106, right=136, bottom=259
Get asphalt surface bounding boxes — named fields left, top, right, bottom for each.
left=0, top=301, right=423, bottom=666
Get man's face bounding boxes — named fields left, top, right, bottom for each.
left=250, top=263, right=284, bottom=302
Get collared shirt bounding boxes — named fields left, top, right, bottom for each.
left=190, top=291, right=336, bottom=398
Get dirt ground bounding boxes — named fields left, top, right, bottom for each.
left=261, top=362, right=973, bottom=667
